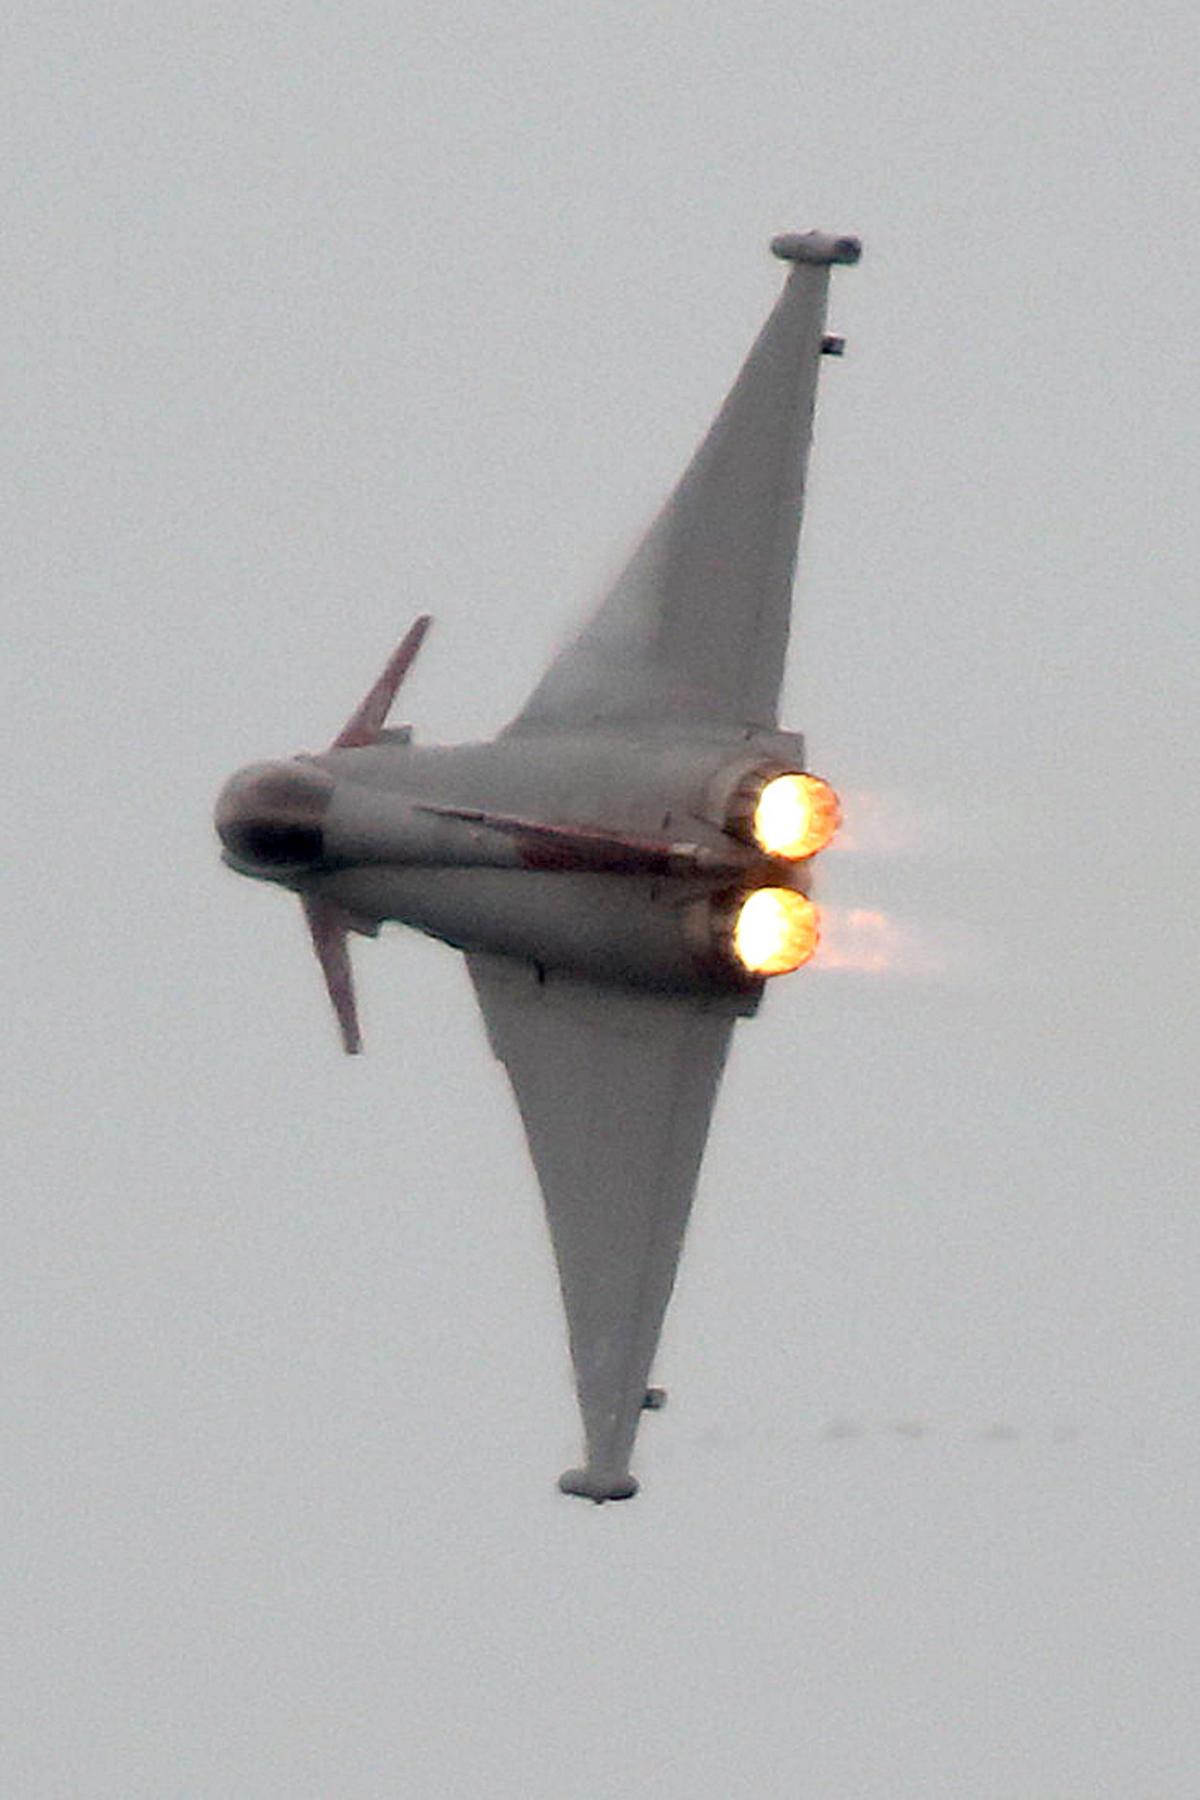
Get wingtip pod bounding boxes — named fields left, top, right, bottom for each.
left=558, top=1467, right=639, bottom=1504
left=771, top=230, right=862, bottom=266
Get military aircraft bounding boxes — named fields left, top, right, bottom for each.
left=216, top=229, right=861, bottom=1502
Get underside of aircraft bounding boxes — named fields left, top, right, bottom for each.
left=216, top=229, right=861, bottom=1500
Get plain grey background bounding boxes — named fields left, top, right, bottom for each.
left=6, top=4, right=1198, bottom=1796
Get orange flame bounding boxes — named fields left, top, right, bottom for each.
left=752, top=774, right=841, bottom=861
left=733, top=888, right=820, bottom=976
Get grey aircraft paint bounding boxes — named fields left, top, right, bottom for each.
left=215, top=230, right=860, bottom=1501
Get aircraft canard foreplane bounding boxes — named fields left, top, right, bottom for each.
left=216, top=230, right=861, bottom=1502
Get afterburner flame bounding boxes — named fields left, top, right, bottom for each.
left=733, top=888, right=819, bottom=976
left=752, top=773, right=840, bottom=861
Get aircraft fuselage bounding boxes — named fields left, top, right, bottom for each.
left=216, top=722, right=817, bottom=999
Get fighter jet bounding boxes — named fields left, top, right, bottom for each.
left=215, top=229, right=860, bottom=1502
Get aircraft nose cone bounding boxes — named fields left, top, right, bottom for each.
left=215, top=759, right=334, bottom=869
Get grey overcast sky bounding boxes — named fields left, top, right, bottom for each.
left=6, top=3, right=1198, bottom=1795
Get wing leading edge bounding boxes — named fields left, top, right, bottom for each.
left=507, top=231, right=860, bottom=736
left=467, top=955, right=739, bottom=1500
